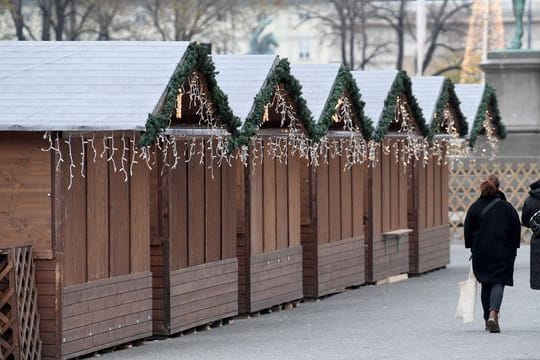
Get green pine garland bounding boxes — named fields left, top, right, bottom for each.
left=316, top=66, right=374, bottom=140
left=228, top=58, right=320, bottom=149
left=468, top=84, right=506, bottom=147
left=139, top=42, right=240, bottom=147
left=373, top=70, right=430, bottom=142
left=431, top=79, right=468, bottom=138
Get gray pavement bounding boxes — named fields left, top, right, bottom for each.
left=103, top=244, right=540, bottom=360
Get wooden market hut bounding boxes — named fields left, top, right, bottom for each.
left=0, top=41, right=189, bottom=359
left=289, top=64, right=373, bottom=297
left=409, top=76, right=468, bottom=274
left=351, top=70, right=430, bottom=283
left=213, top=55, right=318, bottom=313
left=454, top=84, right=506, bottom=150
left=142, top=44, right=241, bottom=336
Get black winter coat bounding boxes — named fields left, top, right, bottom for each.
left=464, top=193, right=521, bottom=286
left=521, top=179, right=540, bottom=289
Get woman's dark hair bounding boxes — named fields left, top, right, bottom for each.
left=480, top=175, right=500, bottom=197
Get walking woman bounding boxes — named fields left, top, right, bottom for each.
left=522, top=180, right=540, bottom=290
left=464, top=175, right=521, bottom=333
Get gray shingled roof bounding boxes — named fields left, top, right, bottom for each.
left=350, top=70, right=398, bottom=128
left=410, top=76, right=444, bottom=125
left=289, top=63, right=341, bottom=123
left=0, top=41, right=189, bottom=131
left=213, top=55, right=277, bottom=126
left=454, top=84, right=485, bottom=137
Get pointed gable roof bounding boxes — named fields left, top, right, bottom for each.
left=351, top=70, right=429, bottom=141
left=213, top=55, right=277, bottom=126
left=214, top=55, right=318, bottom=147
left=411, top=76, right=467, bottom=137
left=455, top=83, right=506, bottom=146
left=290, top=64, right=373, bottom=139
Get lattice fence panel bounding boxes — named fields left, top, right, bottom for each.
left=0, top=247, right=41, bottom=360
left=449, top=162, right=540, bottom=242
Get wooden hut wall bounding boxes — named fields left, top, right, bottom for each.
left=150, top=138, right=238, bottom=335
left=59, top=133, right=152, bottom=358
left=236, top=137, right=303, bottom=314
left=0, top=133, right=57, bottom=358
left=366, top=140, right=410, bottom=283
left=0, top=132, right=152, bottom=359
left=301, top=155, right=366, bottom=298
left=409, top=148, right=450, bottom=275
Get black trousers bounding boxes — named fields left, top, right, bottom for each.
left=480, top=283, right=505, bottom=320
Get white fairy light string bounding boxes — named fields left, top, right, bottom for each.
left=317, top=94, right=369, bottom=170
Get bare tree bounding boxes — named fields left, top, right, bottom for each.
left=420, top=0, right=470, bottom=74
left=369, top=0, right=409, bottom=70
left=142, top=0, right=239, bottom=41
left=5, top=0, right=26, bottom=39
left=91, top=0, right=124, bottom=40
left=370, top=0, right=470, bottom=74
left=37, top=0, right=52, bottom=40
left=299, top=0, right=389, bottom=69
left=35, top=0, right=95, bottom=40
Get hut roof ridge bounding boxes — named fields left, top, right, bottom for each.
left=289, top=63, right=341, bottom=122
left=455, top=83, right=505, bottom=146
left=411, top=76, right=467, bottom=137
left=351, top=69, right=429, bottom=141
left=213, top=54, right=278, bottom=126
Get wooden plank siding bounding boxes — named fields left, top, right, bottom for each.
left=408, top=154, right=451, bottom=275
left=61, top=272, right=153, bottom=358
left=35, top=259, right=58, bottom=359
left=0, top=133, right=63, bottom=359
left=249, top=246, right=303, bottom=312
left=301, top=153, right=366, bottom=298
left=62, top=135, right=150, bottom=285
left=0, top=133, right=52, bottom=256
left=168, top=258, right=238, bottom=333
left=366, top=139, right=411, bottom=283
left=237, top=136, right=303, bottom=313
left=56, top=134, right=152, bottom=357
left=152, top=137, right=238, bottom=335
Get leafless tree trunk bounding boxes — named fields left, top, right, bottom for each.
left=421, top=0, right=470, bottom=73
left=92, top=0, right=123, bottom=40
left=6, top=0, right=26, bottom=40
left=65, top=0, right=95, bottom=40
left=38, top=0, right=53, bottom=40
left=369, top=0, right=408, bottom=70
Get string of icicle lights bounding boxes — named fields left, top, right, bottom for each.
left=41, top=78, right=484, bottom=188
left=444, top=108, right=499, bottom=170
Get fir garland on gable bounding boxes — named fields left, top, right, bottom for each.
left=373, top=70, right=430, bottom=142
left=431, top=79, right=468, bottom=138
left=468, top=84, right=506, bottom=147
left=229, top=58, right=319, bottom=149
left=317, top=66, right=374, bottom=140
left=139, top=42, right=240, bottom=147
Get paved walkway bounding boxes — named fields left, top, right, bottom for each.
left=103, top=244, right=540, bottom=360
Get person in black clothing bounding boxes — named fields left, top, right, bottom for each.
left=521, top=179, right=540, bottom=290
left=464, top=175, right=521, bottom=333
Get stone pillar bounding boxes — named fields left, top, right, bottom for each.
left=481, top=51, right=540, bottom=158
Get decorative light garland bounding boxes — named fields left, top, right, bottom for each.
left=42, top=131, right=147, bottom=189
left=390, top=95, right=431, bottom=170
left=316, top=94, right=369, bottom=170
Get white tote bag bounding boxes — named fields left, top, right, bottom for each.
left=455, top=262, right=477, bottom=323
